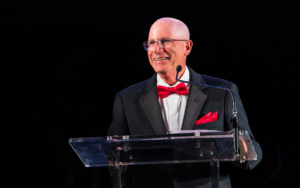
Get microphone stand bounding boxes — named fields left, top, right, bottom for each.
left=176, top=66, right=240, bottom=161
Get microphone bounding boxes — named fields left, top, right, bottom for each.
left=176, top=65, right=240, bottom=160
left=176, top=65, right=182, bottom=72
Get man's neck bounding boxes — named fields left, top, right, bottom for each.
left=158, top=66, right=186, bottom=86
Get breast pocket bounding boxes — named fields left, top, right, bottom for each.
left=193, top=120, right=221, bottom=131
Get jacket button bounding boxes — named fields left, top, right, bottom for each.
left=194, top=98, right=200, bottom=102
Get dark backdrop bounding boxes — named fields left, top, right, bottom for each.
left=2, top=0, right=300, bottom=187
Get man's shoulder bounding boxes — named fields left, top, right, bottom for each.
left=200, top=74, right=236, bottom=88
left=117, top=79, right=151, bottom=97
left=189, top=67, right=236, bottom=88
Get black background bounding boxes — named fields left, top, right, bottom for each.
left=2, top=0, right=300, bottom=187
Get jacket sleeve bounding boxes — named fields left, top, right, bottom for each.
left=107, top=92, right=130, bottom=136
left=224, top=83, right=263, bottom=170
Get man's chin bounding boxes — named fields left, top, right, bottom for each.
left=152, top=64, right=176, bottom=75
left=154, top=68, right=167, bottom=75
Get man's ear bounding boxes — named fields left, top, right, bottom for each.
left=185, top=40, right=193, bottom=56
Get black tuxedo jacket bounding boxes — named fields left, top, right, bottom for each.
left=108, top=67, right=262, bottom=188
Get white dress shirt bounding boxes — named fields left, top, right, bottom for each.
left=157, top=68, right=190, bottom=132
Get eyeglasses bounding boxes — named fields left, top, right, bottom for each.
left=143, top=39, right=187, bottom=50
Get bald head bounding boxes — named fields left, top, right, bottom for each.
left=149, top=17, right=190, bottom=40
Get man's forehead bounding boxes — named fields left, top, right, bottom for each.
left=148, top=24, right=175, bottom=40
left=148, top=31, right=173, bottom=41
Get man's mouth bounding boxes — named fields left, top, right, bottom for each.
left=154, top=57, right=169, bottom=61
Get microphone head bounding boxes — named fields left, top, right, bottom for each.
left=176, top=65, right=182, bottom=72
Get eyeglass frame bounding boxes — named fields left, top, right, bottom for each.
left=143, top=39, right=188, bottom=51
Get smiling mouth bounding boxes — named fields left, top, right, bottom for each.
left=154, top=57, right=169, bottom=61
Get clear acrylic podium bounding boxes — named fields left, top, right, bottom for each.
left=69, top=130, right=257, bottom=188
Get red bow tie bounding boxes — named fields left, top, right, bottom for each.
left=157, top=82, right=188, bottom=98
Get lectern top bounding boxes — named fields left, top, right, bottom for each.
left=70, top=130, right=232, bottom=143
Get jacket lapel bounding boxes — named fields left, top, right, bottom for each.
left=181, top=67, right=208, bottom=130
left=139, top=74, right=167, bottom=135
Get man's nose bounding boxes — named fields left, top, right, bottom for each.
left=153, top=41, right=163, bottom=53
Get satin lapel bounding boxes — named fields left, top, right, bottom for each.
left=181, top=84, right=207, bottom=130
left=139, top=74, right=167, bottom=135
left=181, top=67, right=208, bottom=130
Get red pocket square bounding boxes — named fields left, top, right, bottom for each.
left=195, top=111, right=218, bottom=125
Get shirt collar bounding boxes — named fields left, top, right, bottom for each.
left=157, top=66, right=190, bottom=87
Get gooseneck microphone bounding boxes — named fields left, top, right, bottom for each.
left=176, top=65, right=240, bottom=160
left=176, top=65, right=182, bottom=78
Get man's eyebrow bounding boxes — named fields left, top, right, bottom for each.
left=149, top=38, right=170, bottom=42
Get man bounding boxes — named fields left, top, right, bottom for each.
left=108, top=17, right=262, bottom=188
